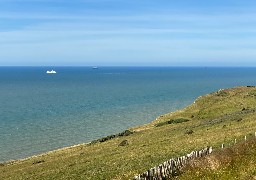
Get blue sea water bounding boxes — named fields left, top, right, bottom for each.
left=1, top=66, right=256, bottom=162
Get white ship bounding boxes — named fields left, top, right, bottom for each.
left=46, top=70, right=57, bottom=74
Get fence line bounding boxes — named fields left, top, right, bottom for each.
left=134, top=132, right=256, bottom=180
left=134, top=146, right=213, bottom=180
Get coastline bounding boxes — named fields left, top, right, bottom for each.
left=2, top=118, right=160, bottom=165
left=0, top=87, right=242, bottom=164
left=0, top=88, right=217, bottom=165
left=3, top=129, right=136, bottom=164
left=2, top=86, right=256, bottom=179
left=2, top=143, right=89, bottom=165
left=2, top=67, right=256, bottom=164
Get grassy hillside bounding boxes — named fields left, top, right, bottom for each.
left=179, top=138, right=256, bottom=179
left=1, top=86, right=256, bottom=179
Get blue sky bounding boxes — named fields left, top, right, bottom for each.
left=0, top=0, right=256, bottom=66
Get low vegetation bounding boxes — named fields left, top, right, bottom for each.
left=179, top=138, right=256, bottom=179
left=1, top=86, right=256, bottom=179
left=155, top=118, right=189, bottom=127
left=90, top=130, right=133, bottom=144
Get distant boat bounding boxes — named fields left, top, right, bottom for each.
left=92, top=66, right=98, bottom=69
left=46, top=70, right=57, bottom=74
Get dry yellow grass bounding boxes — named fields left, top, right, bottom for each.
left=179, top=138, right=256, bottom=179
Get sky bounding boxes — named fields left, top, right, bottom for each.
left=0, top=0, right=256, bottom=66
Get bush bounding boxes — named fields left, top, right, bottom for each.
left=119, top=140, right=129, bottom=146
left=172, top=118, right=190, bottom=124
left=216, top=91, right=229, bottom=97
left=185, top=129, right=194, bottom=135
left=155, top=121, right=169, bottom=127
left=90, top=130, right=133, bottom=144
left=155, top=118, right=189, bottom=127
left=33, top=160, right=45, bottom=164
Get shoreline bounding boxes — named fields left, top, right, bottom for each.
left=2, top=68, right=256, bottom=165
left=1, top=86, right=251, bottom=165
left=2, top=86, right=256, bottom=179
left=0, top=89, right=215, bottom=165
left=1, top=142, right=90, bottom=165
left=1, top=126, right=149, bottom=164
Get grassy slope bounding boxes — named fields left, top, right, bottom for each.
left=179, top=138, right=256, bottom=179
left=1, top=86, right=256, bottom=179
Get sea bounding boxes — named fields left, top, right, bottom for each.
left=1, top=66, right=256, bottom=162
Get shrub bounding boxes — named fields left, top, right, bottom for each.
left=185, top=129, right=194, bottom=135
left=216, top=91, right=229, bottom=97
left=119, top=140, right=129, bottom=146
left=155, top=118, right=189, bottom=127
left=33, top=160, right=45, bottom=164
left=171, top=118, right=190, bottom=124
left=90, top=130, right=133, bottom=144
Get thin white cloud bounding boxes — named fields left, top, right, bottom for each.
left=1, top=11, right=256, bottom=41
left=1, top=39, right=255, bottom=66
left=0, top=0, right=256, bottom=66
left=1, top=10, right=256, bottom=22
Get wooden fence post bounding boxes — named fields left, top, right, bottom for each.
left=209, top=146, right=213, bottom=154
left=134, top=146, right=213, bottom=179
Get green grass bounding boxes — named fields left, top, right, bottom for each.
left=1, top=86, right=256, bottom=179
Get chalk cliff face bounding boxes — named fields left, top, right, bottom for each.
left=1, top=86, right=256, bottom=180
